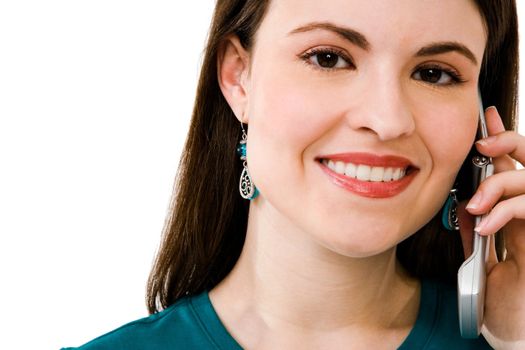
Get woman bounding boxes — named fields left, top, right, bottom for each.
left=64, top=0, right=524, bottom=349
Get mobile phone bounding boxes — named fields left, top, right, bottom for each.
left=457, top=89, right=494, bottom=338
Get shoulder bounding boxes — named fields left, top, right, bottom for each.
left=61, top=292, right=217, bottom=350
left=401, top=279, right=493, bottom=349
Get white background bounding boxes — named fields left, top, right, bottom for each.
left=0, top=2, right=524, bottom=349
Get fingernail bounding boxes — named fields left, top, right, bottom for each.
left=474, top=217, right=490, bottom=235
left=476, top=135, right=497, bottom=147
left=485, top=105, right=498, bottom=114
left=466, top=191, right=483, bottom=210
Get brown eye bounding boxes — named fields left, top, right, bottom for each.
left=316, top=52, right=340, bottom=68
left=419, top=68, right=444, bottom=83
left=302, top=48, right=352, bottom=70
left=412, top=66, right=463, bottom=86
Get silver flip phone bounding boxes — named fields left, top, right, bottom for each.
left=457, top=89, right=494, bottom=338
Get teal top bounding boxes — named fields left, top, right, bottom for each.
left=63, top=280, right=493, bottom=349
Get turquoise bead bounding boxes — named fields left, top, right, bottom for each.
left=236, top=143, right=246, bottom=157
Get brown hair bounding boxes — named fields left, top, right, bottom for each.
left=146, top=0, right=518, bottom=313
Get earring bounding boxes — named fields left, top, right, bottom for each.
left=442, top=188, right=460, bottom=231
left=236, top=123, right=259, bottom=200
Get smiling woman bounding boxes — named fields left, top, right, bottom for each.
left=63, top=0, right=523, bottom=349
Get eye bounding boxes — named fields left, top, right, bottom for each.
left=300, top=48, right=354, bottom=70
left=412, top=65, right=465, bottom=86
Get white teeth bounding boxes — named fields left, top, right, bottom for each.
left=323, top=159, right=409, bottom=182
left=392, top=168, right=402, bottom=181
left=356, top=165, right=371, bottom=181
left=327, top=160, right=336, bottom=171
left=335, top=161, right=345, bottom=174
left=383, top=167, right=393, bottom=181
left=370, top=167, right=384, bottom=182
left=344, top=163, right=356, bottom=177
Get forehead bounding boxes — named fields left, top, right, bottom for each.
left=257, top=0, right=486, bottom=57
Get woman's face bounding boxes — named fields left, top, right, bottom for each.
left=242, top=0, right=486, bottom=256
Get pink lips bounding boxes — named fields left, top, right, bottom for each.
left=317, top=152, right=418, bottom=198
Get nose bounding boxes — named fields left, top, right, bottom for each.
left=346, top=72, right=415, bottom=141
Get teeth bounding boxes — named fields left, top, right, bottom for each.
left=356, top=165, right=371, bottom=181
left=383, top=167, right=393, bottom=181
left=344, top=163, right=356, bottom=177
left=392, top=168, right=401, bottom=181
left=323, top=159, right=409, bottom=182
left=335, top=161, right=345, bottom=174
left=327, top=160, right=336, bottom=171
left=370, top=166, right=384, bottom=182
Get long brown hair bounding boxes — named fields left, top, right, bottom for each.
left=147, top=0, right=518, bottom=313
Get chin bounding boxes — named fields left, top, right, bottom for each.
left=317, top=227, right=406, bottom=259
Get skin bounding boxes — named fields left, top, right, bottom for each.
left=463, top=107, right=525, bottom=348
left=213, top=0, right=524, bottom=348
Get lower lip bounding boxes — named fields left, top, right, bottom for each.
left=319, top=162, right=418, bottom=198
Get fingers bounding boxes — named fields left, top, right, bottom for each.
left=467, top=106, right=525, bottom=271
left=472, top=194, right=525, bottom=236
left=476, top=106, right=518, bottom=172
left=465, top=106, right=524, bottom=237
left=491, top=154, right=517, bottom=174
left=458, top=201, right=499, bottom=269
left=466, top=169, right=525, bottom=215
left=476, top=131, right=521, bottom=170
left=484, top=106, right=506, bottom=135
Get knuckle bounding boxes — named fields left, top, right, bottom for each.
left=490, top=201, right=506, bottom=217
left=480, top=175, right=504, bottom=198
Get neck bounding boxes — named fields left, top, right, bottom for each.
left=210, top=199, right=420, bottom=344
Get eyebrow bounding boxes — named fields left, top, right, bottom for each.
left=289, top=22, right=370, bottom=51
left=289, top=22, right=478, bottom=65
left=416, top=42, right=478, bottom=65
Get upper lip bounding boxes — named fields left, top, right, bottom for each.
left=316, top=152, right=417, bottom=169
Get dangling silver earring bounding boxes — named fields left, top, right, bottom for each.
left=236, top=123, right=259, bottom=200
left=442, top=188, right=460, bottom=231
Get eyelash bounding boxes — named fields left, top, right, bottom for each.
left=413, top=64, right=466, bottom=86
left=299, top=48, right=466, bottom=87
left=299, top=47, right=355, bottom=70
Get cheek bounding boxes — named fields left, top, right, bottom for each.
left=248, top=68, right=341, bottom=162
left=245, top=65, right=347, bottom=201
left=417, top=101, right=478, bottom=177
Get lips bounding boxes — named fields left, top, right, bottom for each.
left=317, top=152, right=419, bottom=198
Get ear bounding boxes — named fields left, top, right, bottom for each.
left=217, top=35, right=250, bottom=123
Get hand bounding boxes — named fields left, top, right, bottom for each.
left=461, top=106, right=525, bottom=349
